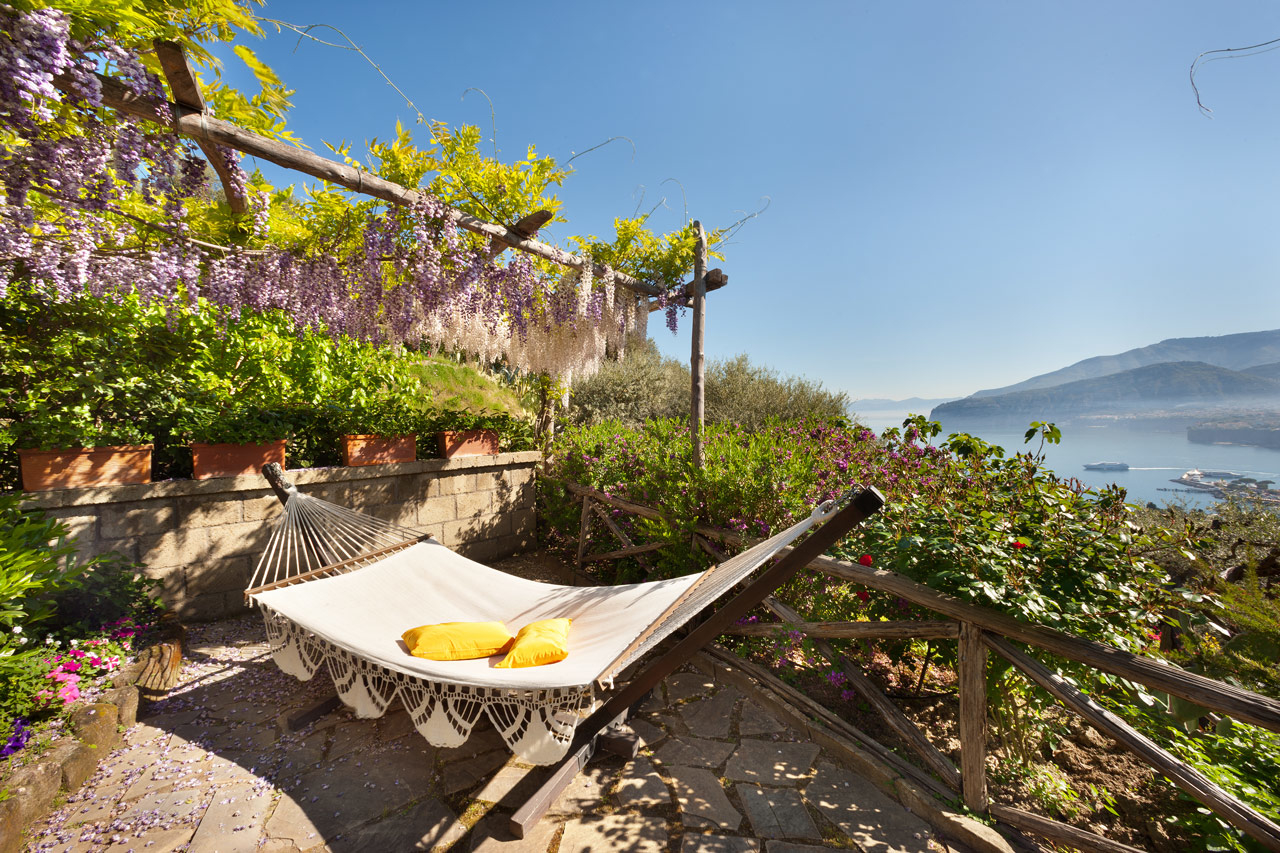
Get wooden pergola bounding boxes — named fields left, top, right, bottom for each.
left=59, top=41, right=728, bottom=460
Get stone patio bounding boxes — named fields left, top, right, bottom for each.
left=21, top=614, right=943, bottom=853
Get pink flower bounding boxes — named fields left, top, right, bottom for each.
left=68, top=649, right=87, bottom=658
left=57, top=683, right=80, bottom=704
left=59, top=660, right=82, bottom=672
left=89, top=656, right=104, bottom=667
left=858, top=554, right=874, bottom=567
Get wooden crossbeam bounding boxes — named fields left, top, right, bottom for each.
left=762, top=595, right=962, bottom=790
left=589, top=502, right=655, bottom=574
left=581, top=540, right=666, bottom=563
left=990, top=804, right=1147, bottom=853
left=725, top=619, right=959, bottom=641
left=153, top=40, right=248, bottom=216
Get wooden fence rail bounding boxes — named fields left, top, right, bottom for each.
left=565, top=481, right=1280, bottom=853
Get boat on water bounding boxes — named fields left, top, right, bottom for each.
left=1083, top=461, right=1129, bottom=471
left=1200, top=470, right=1241, bottom=480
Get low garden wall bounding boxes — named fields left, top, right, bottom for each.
left=19, top=451, right=540, bottom=621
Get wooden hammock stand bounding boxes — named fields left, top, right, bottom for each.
left=568, top=482, right=1280, bottom=853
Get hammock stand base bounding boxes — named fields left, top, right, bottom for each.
left=506, top=485, right=885, bottom=837
left=247, top=464, right=884, bottom=837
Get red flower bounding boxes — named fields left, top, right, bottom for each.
left=855, top=590, right=870, bottom=603
left=858, top=554, right=874, bottom=566
left=1012, top=542, right=1026, bottom=550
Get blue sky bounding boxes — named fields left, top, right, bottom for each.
left=215, top=1, right=1280, bottom=400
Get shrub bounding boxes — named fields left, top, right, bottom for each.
left=566, top=341, right=849, bottom=430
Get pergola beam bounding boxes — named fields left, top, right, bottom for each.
left=152, top=40, right=248, bottom=216
left=57, top=69, right=677, bottom=297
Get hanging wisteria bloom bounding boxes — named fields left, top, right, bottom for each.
left=0, top=8, right=673, bottom=380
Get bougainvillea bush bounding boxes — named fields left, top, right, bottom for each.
left=542, top=415, right=1177, bottom=648
left=0, top=493, right=159, bottom=758
left=541, top=415, right=1280, bottom=848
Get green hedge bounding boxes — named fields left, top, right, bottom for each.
left=0, top=288, right=535, bottom=489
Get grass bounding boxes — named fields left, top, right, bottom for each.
left=405, top=355, right=528, bottom=416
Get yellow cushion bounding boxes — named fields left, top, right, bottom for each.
left=495, top=618, right=572, bottom=669
left=402, top=621, right=514, bottom=661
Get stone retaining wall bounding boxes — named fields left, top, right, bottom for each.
left=20, top=451, right=540, bottom=621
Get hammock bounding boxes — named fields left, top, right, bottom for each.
left=245, top=467, right=883, bottom=836
left=246, top=480, right=854, bottom=764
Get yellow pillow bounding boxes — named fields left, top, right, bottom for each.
left=495, top=618, right=572, bottom=669
left=402, top=621, right=514, bottom=661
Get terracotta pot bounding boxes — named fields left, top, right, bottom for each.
left=191, top=439, right=286, bottom=480
left=342, top=434, right=416, bottom=467
left=436, top=429, right=499, bottom=458
left=18, top=445, right=152, bottom=491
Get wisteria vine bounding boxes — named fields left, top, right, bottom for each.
left=0, top=8, right=675, bottom=379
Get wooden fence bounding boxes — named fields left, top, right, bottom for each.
left=564, top=482, right=1280, bottom=853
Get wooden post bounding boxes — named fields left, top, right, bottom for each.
left=958, top=621, right=988, bottom=812
left=690, top=221, right=707, bottom=470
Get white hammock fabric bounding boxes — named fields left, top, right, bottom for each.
left=248, top=493, right=834, bottom=764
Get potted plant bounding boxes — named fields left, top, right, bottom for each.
left=11, top=414, right=153, bottom=492
left=182, top=405, right=291, bottom=480
left=339, top=398, right=418, bottom=467
left=433, top=410, right=502, bottom=459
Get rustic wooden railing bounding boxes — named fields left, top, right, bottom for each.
left=565, top=482, right=1280, bottom=853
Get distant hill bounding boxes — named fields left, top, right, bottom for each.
left=852, top=396, right=958, bottom=410
left=1243, top=361, right=1280, bottom=381
left=932, top=361, right=1280, bottom=420
left=971, top=329, right=1280, bottom=398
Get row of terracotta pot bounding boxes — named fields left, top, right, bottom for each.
left=16, top=429, right=499, bottom=492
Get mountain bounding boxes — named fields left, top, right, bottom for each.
left=1243, top=361, right=1280, bottom=381
left=932, top=361, right=1280, bottom=420
left=971, top=329, right=1280, bottom=398
left=853, top=396, right=958, bottom=410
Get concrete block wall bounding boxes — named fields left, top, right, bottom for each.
left=19, top=451, right=541, bottom=621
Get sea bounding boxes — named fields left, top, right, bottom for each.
left=856, top=410, right=1280, bottom=511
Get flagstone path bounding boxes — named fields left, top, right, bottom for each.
left=22, top=615, right=943, bottom=853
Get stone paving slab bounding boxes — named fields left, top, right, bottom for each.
left=334, top=798, right=465, bottom=852
left=666, top=671, right=718, bottom=703
left=737, top=784, right=821, bottom=840
left=615, top=757, right=671, bottom=807
left=558, top=813, right=669, bottom=853
left=738, top=702, right=787, bottom=736
left=681, top=835, right=763, bottom=853
left=652, top=735, right=736, bottom=768
left=724, top=739, right=822, bottom=787
left=187, top=780, right=271, bottom=853
left=629, top=717, right=667, bottom=747
left=682, top=687, right=742, bottom=738
left=668, top=765, right=742, bottom=831
left=807, top=761, right=933, bottom=852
